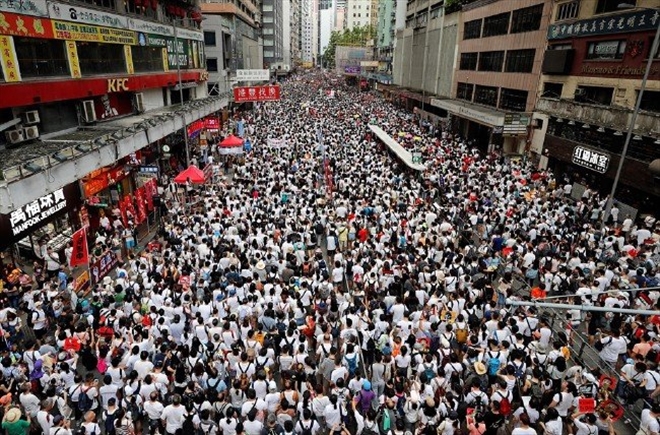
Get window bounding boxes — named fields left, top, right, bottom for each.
left=77, top=42, right=125, bottom=75
left=206, top=58, right=218, bottom=72
left=511, top=4, right=543, bottom=33
left=483, top=12, right=510, bottom=37
left=431, top=5, right=442, bottom=19
left=460, top=52, right=478, bottom=70
left=132, top=46, right=163, bottom=73
left=264, top=50, right=274, bottom=58
left=543, top=82, right=563, bottom=98
left=556, top=1, right=579, bottom=21
left=14, top=37, right=69, bottom=78
left=576, top=86, right=614, bottom=105
left=478, top=51, right=504, bottom=72
left=474, top=85, right=498, bottom=107
left=596, top=0, right=634, bottom=14
left=457, top=82, right=474, bottom=101
left=204, top=31, right=216, bottom=46
left=499, top=88, right=528, bottom=112
left=586, top=40, right=626, bottom=60
left=264, top=38, right=274, bottom=47
left=639, top=90, right=660, bottom=113
left=464, top=19, right=482, bottom=39
left=263, top=15, right=274, bottom=23
left=263, top=4, right=273, bottom=12
left=263, top=28, right=274, bottom=35
left=505, top=49, right=535, bottom=73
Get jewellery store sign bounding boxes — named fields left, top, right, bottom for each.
left=0, top=183, right=81, bottom=245
left=572, top=146, right=610, bottom=174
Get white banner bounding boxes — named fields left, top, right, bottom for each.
left=236, top=69, right=270, bottom=82
left=218, top=147, right=244, bottom=155
left=267, top=138, right=287, bottom=148
left=0, top=0, right=48, bottom=16
left=48, top=1, right=129, bottom=28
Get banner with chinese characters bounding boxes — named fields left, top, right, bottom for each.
left=0, top=36, right=20, bottom=82
left=572, top=146, right=610, bottom=174
left=124, top=45, right=134, bottom=74
left=233, top=85, right=281, bottom=103
left=66, top=40, right=81, bottom=78
left=70, top=227, right=89, bottom=267
left=144, top=178, right=157, bottom=211
left=52, top=20, right=137, bottom=44
left=0, top=183, right=81, bottom=249
left=0, top=0, right=48, bottom=17
left=0, top=12, right=53, bottom=37
left=548, top=9, right=659, bottom=40
left=90, top=250, right=118, bottom=284
left=135, top=187, right=147, bottom=224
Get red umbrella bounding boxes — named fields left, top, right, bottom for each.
left=174, top=165, right=205, bottom=184
left=220, top=135, right=244, bottom=147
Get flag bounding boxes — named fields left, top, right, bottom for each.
left=70, top=228, right=89, bottom=267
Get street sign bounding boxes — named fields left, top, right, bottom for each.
left=236, top=69, right=270, bottom=81
left=233, top=85, right=281, bottom=103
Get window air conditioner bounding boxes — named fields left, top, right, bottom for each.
left=82, top=100, right=97, bottom=123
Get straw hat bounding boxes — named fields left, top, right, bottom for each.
left=4, top=408, right=21, bottom=423
left=255, top=260, right=266, bottom=270
left=474, top=362, right=487, bottom=376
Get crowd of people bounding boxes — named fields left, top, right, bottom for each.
left=1, top=71, right=660, bottom=435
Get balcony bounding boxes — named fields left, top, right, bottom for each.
left=0, top=95, right=229, bottom=214
left=536, top=98, right=660, bottom=137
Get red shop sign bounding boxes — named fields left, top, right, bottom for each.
left=233, top=85, right=281, bottom=103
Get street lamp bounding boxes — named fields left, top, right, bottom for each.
left=603, top=3, right=660, bottom=225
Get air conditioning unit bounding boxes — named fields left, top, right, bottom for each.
left=135, top=92, right=145, bottom=113
left=82, top=100, right=97, bottom=123
left=23, top=110, right=40, bottom=125
left=5, top=129, right=25, bottom=144
left=23, top=126, right=39, bottom=140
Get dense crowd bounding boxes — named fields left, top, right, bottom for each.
left=1, top=71, right=660, bottom=435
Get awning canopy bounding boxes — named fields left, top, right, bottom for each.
left=174, top=165, right=206, bottom=184
left=369, top=125, right=426, bottom=172
left=220, top=134, right=243, bottom=147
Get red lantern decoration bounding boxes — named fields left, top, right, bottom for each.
left=166, top=4, right=174, bottom=14
left=134, top=0, right=142, bottom=7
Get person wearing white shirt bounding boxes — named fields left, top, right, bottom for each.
left=639, top=406, right=660, bottom=435
left=539, top=409, right=562, bottom=435
left=160, top=395, right=186, bottom=435
left=143, top=392, right=165, bottom=434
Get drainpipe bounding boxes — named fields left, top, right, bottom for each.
left=433, top=5, right=446, bottom=96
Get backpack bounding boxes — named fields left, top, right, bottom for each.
left=104, top=410, right=117, bottom=435
left=78, top=387, right=93, bottom=412
left=467, top=309, right=480, bottom=329
left=511, top=362, right=525, bottom=380
left=96, top=358, right=108, bottom=374
left=182, top=413, right=200, bottom=435
left=423, top=364, right=435, bottom=381
left=456, top=327, right=468, bottom=344
left=497, top=391, right=512, bottom=416
left=345, top=354, right=358, bottom=376
left=487, top=352, right=501, bottom=376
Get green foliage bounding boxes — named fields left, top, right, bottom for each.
left=322, top=25, right=374, bottom=68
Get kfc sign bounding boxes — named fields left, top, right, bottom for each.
left=10, top=188, right=67, bottom=236
left=233, top=85, right=281, bottom=103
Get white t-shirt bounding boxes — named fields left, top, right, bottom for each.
left=161, top=404, right=186, bottom=434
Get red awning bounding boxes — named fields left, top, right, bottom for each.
left=174, top=165, right=205, bottom=184
left=220, top=134, right=244, bottom=147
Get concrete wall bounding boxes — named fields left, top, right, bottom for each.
left=141, top=88, right=166, bottom=112
left=392, top=11, right=458, bottom=98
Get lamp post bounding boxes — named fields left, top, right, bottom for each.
left=172, top=24, right=191, bottom=167
left=603, top=3, right=660, bottom=225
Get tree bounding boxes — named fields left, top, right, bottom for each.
left=322, top=25, right=374, bottom=68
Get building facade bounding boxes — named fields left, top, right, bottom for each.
left=392, top=0, right=459, bottom=119
left=429, top=0, right=551, bottom=154
left=262, top=0, right=284, bottom=67
left=346, top=0, right=377, bottom=30
left=319, top=0, right=336, bottom=65
left=301, top=0, right=316, bottom=66
left=0, top=0, right=225, bottom=266
left=202, top=0, right=263, bottom=95
left=533, top=0, right=660, bottom=210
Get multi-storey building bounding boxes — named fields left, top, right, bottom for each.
left=0, top=0, right=224, bottom=266
left=290, top=0, right=302, bottom=65
left=346, top=0, right=376, bottom=30
left=201, top=0, right=262, bottom=95
left=375, top=0, right=404, bottom=77
left=392, top=0, right=459, bottom=119
left=336, top=0, right=347, bottom=31
left=429, top=0, right=551, bottom=154
left=319, top=0, right=336, bottom=65
left=262, top=0, right=284, bottom=67
left=533, top=0, right=660, bottom=210
left=301, top=0, right=316, bottom=66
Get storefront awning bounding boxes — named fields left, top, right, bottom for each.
left=369, top=125, right=426, bottom=172
left=430, top=98, right=505, bottom=128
